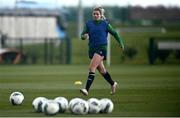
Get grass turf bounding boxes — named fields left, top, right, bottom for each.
left=0, top=65, right=180, bottom=117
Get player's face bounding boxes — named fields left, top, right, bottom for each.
left=92, top=10, right=101, bottom=21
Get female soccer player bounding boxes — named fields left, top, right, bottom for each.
left=80, top=6, right=124, bottom=96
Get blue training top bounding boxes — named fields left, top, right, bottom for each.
left=86, top=20, right=108, bottom=48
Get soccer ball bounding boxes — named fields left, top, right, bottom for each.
left=69, top=97, right=82, bottom=111
left=54, top=97, right=68, bottom=113
left=43, top=100, right=59, bottom=116
left=32, top=97, right=48, bottom=112
left=41, top=99, right=49, bottom=113
left=9, top=92, right=24, bottom=105
left=87, top=98, right=101, bottom=114
left=99, top=98, right=114, bottom=113
left=69, top=98, right=89, bottom=115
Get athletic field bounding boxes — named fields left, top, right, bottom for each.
left=0, top=65, right=180, bottom=117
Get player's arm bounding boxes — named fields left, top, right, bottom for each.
left=107, top=24, right=124, bottom=51
left=81, top=25, right=89, bottom=40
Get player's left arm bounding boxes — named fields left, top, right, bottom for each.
left=107, top=24, right=125, bottom=51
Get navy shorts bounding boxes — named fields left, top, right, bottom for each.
left=89, top=48, right=107, bottom=60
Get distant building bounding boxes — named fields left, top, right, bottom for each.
left=0, top=8, right=64, bottom=39
left=129, top=6, right=180, bottom=24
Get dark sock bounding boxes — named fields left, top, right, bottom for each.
left=103, top=72, right=114, bottom=86
left=85, top=72, right=95, bottom=91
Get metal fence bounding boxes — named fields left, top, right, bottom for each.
left=0, top=36, right=71, bottom=64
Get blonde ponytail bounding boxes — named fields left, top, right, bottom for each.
left=100, top=8, right=106, bottom=20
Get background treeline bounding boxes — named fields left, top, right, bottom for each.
left=65, top=6, right=180, bottom=25
left=64, top=6, right=180, bottom=38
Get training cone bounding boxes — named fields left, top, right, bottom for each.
left=74, top=81, right=82, bottom=85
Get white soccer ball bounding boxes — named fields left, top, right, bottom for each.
left=69, top=98, right=89, bottom=115
left=87, top=98, right=101, bottom=114
left=43, top=100, right=59, bottom=116
left=41, top=99, right=49, bottom=113
left=69, top=98, right=82, bottom=112
left=32, top=97, right=48, bottom=112
left=54, top=97, right=68, bottom=113
left=9, top=92, right=24, bottom=105
left=99, top=98, right=114, bottom=113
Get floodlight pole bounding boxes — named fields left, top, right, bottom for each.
left=107, top=34, right=111, bottom=67
left=77, top=0, right=83, bottom=38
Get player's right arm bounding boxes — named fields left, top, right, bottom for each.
left=81, top=25, right=89, bottom=40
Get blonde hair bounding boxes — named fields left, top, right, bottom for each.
left=93, top=6, right=106, bottom=20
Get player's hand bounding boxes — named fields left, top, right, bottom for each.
left=120, top=45, right=125, bottom=52
left=81, top=34, right=89, bottom=40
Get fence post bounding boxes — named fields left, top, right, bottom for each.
left=49, top=39, right=54, bottom=64
left=1, top=34, right=7, bottom=48
left=59, top=39, right=63, bottom=64
left=19, top=38, right=23, bottom=53
left=148, top=38, right=156, bottom=64
left=44, top=38, right=48, bottom=64
left=65, top=36, right=71, bottom=64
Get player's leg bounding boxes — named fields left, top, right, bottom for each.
left=97, top=62, right=118, bottom=94
left=80, top=53, right=104, bottom=96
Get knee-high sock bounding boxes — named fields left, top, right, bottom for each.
left=85, top=72, right=95, bottom=91
left=103, top=72, right=114, bottom=86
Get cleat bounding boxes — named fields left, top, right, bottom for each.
left=110, top=82, right=118, bottom=95
left=80, top=89, right=88, bottom=96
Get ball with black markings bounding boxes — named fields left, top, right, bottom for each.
left=9, top=92, right=24, bottom=105
left=99, top=98, right=114, bottom=113
left=87, top=98, right=101, bottom=114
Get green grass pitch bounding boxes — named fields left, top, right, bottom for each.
left=0, top=65, right=180, bottom=117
